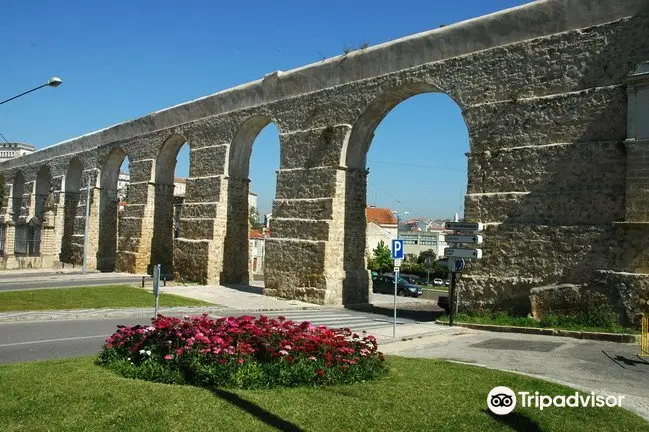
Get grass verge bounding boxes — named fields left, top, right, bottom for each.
left=0, top=285, right=212, bottom=312
left=0, top=356, right=645, bottom=431
left=437, top=312, right=639, bottom=334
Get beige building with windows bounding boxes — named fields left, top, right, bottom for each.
left=0, top=143, right=35, bottom=162
left=399, top=230, right=448, bottom=260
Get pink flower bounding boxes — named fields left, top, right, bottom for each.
left=164, top=354, right=173, bottom=360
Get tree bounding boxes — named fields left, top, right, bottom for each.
left=249, top=206, right=263, bottom=230
left=417, top=249, right=436, bottom=265
left=368, top=240, right=393, bottom=274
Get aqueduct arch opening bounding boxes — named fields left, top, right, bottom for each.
left=341, top=83, right=470, bottom=304
left=11, top=170, right=25, bottom=221
left=98, top=149, right=128, bottom=272
left=60, top=157, right=83, bottom=264
left=222, top=115, right=280, bottom=284
left=151, top=133, right=190, bottom=276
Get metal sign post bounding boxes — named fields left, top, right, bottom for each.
left=153, top=264, right=161, bottom=318
left=444, top=221, right=484, bottom=326
left=391, top=239, right=404, bottom=338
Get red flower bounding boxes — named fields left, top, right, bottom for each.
left=315, top=369, right=325, bottom=376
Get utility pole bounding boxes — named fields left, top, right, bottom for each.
left=82, top=176, right=91, bottom=275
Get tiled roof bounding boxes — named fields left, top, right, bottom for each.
left=249, top=229, right=264, bottom=240
left=366, top=207, right=397, bottom=225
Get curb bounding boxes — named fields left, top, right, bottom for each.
left=436, top=321, right=640, bottom=343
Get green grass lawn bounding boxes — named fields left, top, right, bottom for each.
left=0, top=356, right=644, bottom=432
left=437, top=312, right=639, bottom=334
left=0, top=285, right=212, bottom=312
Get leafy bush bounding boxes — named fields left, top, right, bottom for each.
left=97, top=314, right=387, bottom=389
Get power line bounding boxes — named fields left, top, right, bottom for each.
left=367, top=180, right=420, bottom=219
left=368, top=160, right=467, bottom=172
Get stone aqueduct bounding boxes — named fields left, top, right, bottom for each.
left=1, top=0, right=648, bottom=315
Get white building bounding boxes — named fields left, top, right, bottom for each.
left=366, top=207, right=398, bottom=255
left=399, top=230, right=448, bottom=260
left=117, top=172, right=130, bottom=200
left=0, top=142, right=35, bottom=162
left=248, top=192, right=258, bottom=211
left=249, top=228, right=266, bottom=279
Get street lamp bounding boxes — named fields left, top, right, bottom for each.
left=0, top=77, right=63, bottom=106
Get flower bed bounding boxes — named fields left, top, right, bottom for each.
left=97, top=314, right=387, bottom=389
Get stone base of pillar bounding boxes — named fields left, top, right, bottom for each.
left=173, top=239, right=221, bottom=285
left=116, top=250, right=149, bottom=274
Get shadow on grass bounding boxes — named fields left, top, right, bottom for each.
left=485, top=409, right=542, bottom=432
left=210, top=388, right=305, bottom=432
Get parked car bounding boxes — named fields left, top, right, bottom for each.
left=372, top=275, right=423, bottom=297
left=400, top=274, right=422, bottom=285
left=433, top=278, right=443, bottom=286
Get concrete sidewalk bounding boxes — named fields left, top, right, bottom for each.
left=381, top=328, right=649, bottom=421
left=0, top=269, right=147, bottom=284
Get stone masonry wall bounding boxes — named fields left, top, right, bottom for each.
left=0, top=0, right=646, bottom=310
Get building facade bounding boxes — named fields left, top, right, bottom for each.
left=366, top=207, right=397, bottom=255
left=0, top=143, right=35, bottom=162
left=399, top=230, right=448, bottom=260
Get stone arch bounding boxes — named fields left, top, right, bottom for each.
left=11, top=170, right=25, bottom=221
left=151, top=133, right=189, bottom=275
left=97, top=148, right=128, bottom=271
left=60, top=157, right=84, bottom=264
left=340, top=82, right=470, bottom=304
left=34, top=165, right=52, bottom=221
left=222, top=115, right=279, bottom=283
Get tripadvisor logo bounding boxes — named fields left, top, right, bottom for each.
left=487, top=386, right=625, bottom=415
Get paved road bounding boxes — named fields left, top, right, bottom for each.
left=382, top=328, right=649, bottom=420
left=0, top=276, right=145, bottom=292
left=0, top=309, right=421, bottom=364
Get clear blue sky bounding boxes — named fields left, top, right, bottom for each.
left=1, top=0, right=530, bottom=219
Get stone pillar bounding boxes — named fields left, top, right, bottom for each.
left=52, top=190, right=66, bottom=264
left=86, top=183, right=100, bottom=270
left=40, top=210, right=56, bottom=268
left=173, top=141, right=229, bottom=285
left=3, top=220, right=15, bottom=268
left=264, top=125, right=363, bottom=306
left=616, top=62, right=649, bottom=273
left=222, top=176, right=251, bottom=283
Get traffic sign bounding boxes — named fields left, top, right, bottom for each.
left=445, top=221, right=483, bottom=232
left=394, top=258, right=402, bottom=267
left=444, top=248, right=483, bottom=259
left=445, top=234, right=483, bottom=244
left=391, top=239, right=404, bottom=259
left=451, top=258, right=465, bottom=272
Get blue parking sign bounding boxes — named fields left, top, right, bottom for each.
left=391, top=239, right=404, bottom=259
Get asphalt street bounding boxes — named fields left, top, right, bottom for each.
left=0, top=276, right=145, bottom=292
left=0, top=309, right=421, bottom=364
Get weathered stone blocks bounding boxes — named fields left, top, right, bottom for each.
left=275, top=168, right=338, bottom=199
left=273, top=198, right=334, bottom=220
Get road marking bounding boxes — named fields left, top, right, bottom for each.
left=0, top=334, right=107, bottom=348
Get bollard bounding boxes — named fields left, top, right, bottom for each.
left=163, top=277, right=166, bottom=287
left=141, top=276, right=145, bottom=288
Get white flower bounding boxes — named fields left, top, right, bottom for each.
left=127, top=357, right=131, bottom=361
left=146, top=350, right=151, bottom=356
left=139, top=349, right=145, bottom=354
left=279, top=350, right=288, bottom=356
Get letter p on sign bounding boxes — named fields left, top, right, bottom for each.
left=392, top=239, right=404, bottom=259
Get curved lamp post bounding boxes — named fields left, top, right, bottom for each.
left=0, top=77, right=63, bottom=106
